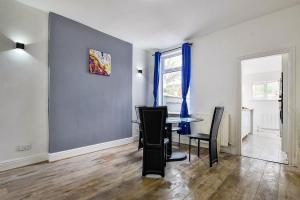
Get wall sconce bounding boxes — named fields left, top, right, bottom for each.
left=16, top=42, right=25, bottom=50
left=137, top=69, right=143, bottom=74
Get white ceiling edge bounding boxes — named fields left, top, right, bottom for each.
left=16, top=0, right=300, bottom=51
left=146, top=3, right=300, bottom=52
left=187, top=4, right=300, bottom=43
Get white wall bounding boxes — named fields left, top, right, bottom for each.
left=189, top=5, right=300, bottom=153
left=132, top=47, right=149, bottom=137
left=0, top=1, right=150, bottom=170
left=146, top=51, right=155, bottom=106
left=242, top=71, right=281, bottom=131
left=0, top=0, right=49, bottom=170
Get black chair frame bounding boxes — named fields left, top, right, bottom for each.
left=139, top=107, right=168, bottom=177
left=188, top=107, right=224, bottom=167
left=135, top=105, right=144, bottom=150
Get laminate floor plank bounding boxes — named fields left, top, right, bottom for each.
left=0, top=143, right=299, bottom=200
left=278, top=164, right=300, bottom=200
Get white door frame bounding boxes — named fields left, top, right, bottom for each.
left=236, top=47, right=297, bottom=166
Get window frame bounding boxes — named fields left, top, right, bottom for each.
left=251, top=80, right=280, bottom=101
left=159, top=50, right=183, bottom=114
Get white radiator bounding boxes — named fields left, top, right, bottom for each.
left=257, top=113, right=280, bottom=130
left=191, top=113, right=230, bottom=147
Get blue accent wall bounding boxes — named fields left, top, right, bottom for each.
left=49, top=13, right=132, bottom=153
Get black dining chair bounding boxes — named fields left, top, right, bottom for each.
left=139, top=107, right=169, bottom=177
left=188, top=106, right=224, bottom=167
left=136, top=105, right=170, bottom=151
left=135, top=105, right=144, bottom=150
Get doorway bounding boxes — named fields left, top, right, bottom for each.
left=240, top=54, right=288, bottom=164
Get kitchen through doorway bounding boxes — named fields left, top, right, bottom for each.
left=241, top=54, right=288, bottom=164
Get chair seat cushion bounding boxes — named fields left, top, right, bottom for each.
left=189, top=133, right=210, bottom=140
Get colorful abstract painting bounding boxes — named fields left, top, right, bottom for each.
left=89, top=49, right=111, bottom=76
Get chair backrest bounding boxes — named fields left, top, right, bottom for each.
left=135, top=105, right=145, bottom=122
left=157, top=106, right=168, bottom=117
left=139, top=107, right=167, bottom=146
left=209, top=107, right=224, bottom=140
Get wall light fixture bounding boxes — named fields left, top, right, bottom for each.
left=16, top=42, right=25, bottom=50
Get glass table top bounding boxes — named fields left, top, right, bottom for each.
left=132, top=117, right=203, bottom=124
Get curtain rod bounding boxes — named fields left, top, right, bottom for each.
left=152, top=43, right=193, bottom=56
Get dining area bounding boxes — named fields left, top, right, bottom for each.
left=132, top=106, right=224, bottom=177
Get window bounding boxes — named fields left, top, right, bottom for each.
left=252, top=81, right=280, bottom=100
left=161, top=51, right=189, bottom=113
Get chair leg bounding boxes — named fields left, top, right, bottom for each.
left=189, top=138, right=191, bottom=162
left=209, top=141, right=213, bottom=167
left=197, top=139, right=200, bottom=157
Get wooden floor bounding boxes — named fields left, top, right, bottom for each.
left=0, top=143, right=300, bottom=200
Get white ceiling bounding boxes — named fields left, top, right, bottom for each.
left=242, top=55, right=282, bottom=75
left=18, top=0, right=300, bottom=50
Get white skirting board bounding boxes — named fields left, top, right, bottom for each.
left=48, top=137, right=136, bottom=162
left=0, top=153, right=48, bottom=172
left=0, top=137, right=136, bottom=171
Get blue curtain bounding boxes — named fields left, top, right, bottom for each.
left=153, top=52, right=161, bottom=107
left=180, top=43, right=191, bottom=134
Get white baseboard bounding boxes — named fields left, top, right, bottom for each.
left=0, top=153, right=48, bottom=172
left=49, top=137, right=135, bottom=162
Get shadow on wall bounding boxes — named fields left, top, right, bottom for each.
left=0, top=32, right=14, bottom=53
left=26, top=41, right=48, bottom=66
left=0, top=0, right=48, bottom=66
left=0, top=31, right=47, bottom=67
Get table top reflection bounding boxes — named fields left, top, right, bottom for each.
left=131, top=117, right=203, bottom=124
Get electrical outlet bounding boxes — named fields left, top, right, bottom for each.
left=16, top=144, right=32, bottom=152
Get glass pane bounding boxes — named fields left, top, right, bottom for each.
left=163, top=71, right=182, bottom=113
left=252, top=84, right=265, bottom=99
left=266, top=81, right=279, bottom=99
left=163, top=55, right=182, bottom=70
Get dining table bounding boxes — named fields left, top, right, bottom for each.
left=132, top=117, right=204, bottom=162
